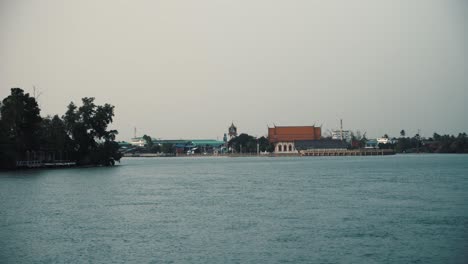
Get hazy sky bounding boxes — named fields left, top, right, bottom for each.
left=1, top=0, right=467, bottom=140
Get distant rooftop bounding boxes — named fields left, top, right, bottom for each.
left=268, top=126, right=321, bottom=143
left=152, top=139, right=225, bottom=146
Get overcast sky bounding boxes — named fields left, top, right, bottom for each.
left=1, top=0, right=467, bottom=140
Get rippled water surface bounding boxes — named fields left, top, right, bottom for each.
left=1, top=155, right=468, bottom=263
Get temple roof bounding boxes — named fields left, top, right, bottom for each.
left=268, top=126, right=321, bottom=142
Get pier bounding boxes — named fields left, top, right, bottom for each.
left=300, top=149, right=395, bottom=156
left=16, top=160, right=76, bottom=168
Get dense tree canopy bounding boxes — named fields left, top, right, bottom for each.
left=63, top=97, right=121, bottom=165
left=228, top=133, right=274, bottom=153
left=385, top=130, right=468, bottom=153
left=1, top=88, right=42, bottom=154
left=0, top=88, right=122, bottom=169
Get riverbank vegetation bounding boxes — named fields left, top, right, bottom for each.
left=228, top=133, right=274, bottom=153
left=392, top=132, right=468, bottom=153
left=349, top=129, right=468, bottom=153
left=0, top=88, right=122, bottom=169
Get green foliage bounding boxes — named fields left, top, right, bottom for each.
left=39, top=115, right=74, bottom=160
left=393, top=130, right=468, bottom=153
left=161, top=143, right=174, bottom=154
left=63, top=97, right=121, bottom=165
left=400, top=130, right=406, bottom=137
left=228, top=133, right=269, bottom=153
left=142, top=135, right=153, bottom=148
left=0, top=88, right=122, bottom=168
left=378, top=142, right=394, bottom=150
left=258, top=136, right=274, bottom=152
left=150, top=144, right=161, bottom=153
left=0, top=117, right=16, bottom=168
left=1, top=88, right=42, bottom=156
left=426, top=132, right=468, bottom=153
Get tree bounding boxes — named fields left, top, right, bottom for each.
left=63, top=97, right=121, bottom=165
left=360, top=132, right=368, bottom=148
left=142, top=134, right=153, bottom=149
left=228, top=133, right=258, bottom=153
left=400, top=130, right=406, bottom=137
left=0, top=114, right=16, bottom=168
left=150, top=144, right=161, bottom=153
left=1, top=88, right=42, bottom=156
left=161, top=143, right=174, bottom=154
left=258, top=136, right=274, bottom=152
left=39, top=115, right=73, bottom=161
left=0, top=89, right=122, bottom=168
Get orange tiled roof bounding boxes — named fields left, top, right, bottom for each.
left=268, top=126, right=321, bottom=142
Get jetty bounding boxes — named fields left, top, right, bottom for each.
left=16, top=160, right=76, bottom=168
left=299, top=149, right=395, bottom=156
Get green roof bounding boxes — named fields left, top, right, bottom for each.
left=118, top=141, right=132, bottom=146
left=191, top=140, right=225, bottom=146
left=153, top=140, right=191, bottom=144
left=149, top=139, right=225, bottom=147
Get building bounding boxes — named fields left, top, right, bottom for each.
left=228, top=123, right=237, bottom=139
left=365, top=139, right=378, bottom=148
left=268, top=125, right=322, bottom=153
left=295, top=139, right=349, bottom=151
left=376, top=137, right=396, bottom=144
left=331, top=130, right=351, bottom=142
left=330, top=119, right=351, bottom=142
left=129, top=137, right=146, bottom=147
left=153, top=139, right=225, bottom=155
left=190, top=140, right=226, bottom=154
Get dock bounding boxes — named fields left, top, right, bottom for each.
left=300, top=149, right=395, bottom=156
left=16, top=160, right=76, bottom=168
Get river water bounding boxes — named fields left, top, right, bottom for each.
left=1, top=155, right=467, bottom=263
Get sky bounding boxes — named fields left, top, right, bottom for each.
left=1, top=0, right=467, bottom=140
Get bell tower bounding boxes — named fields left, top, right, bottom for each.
left=228, top=122, right=237, bottom=139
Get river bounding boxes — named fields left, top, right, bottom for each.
left=1, top=154, right=467, bottom=263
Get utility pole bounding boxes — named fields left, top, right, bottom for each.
left=417, top=128, right=421, bottom=153
left=134, top=127, right=137, bottom=138
left=340, top=119, right=343, bottom=141
left=33, top=85, right=43, bottom=100
left=257, top=139, right=260, bottom=156
left=32, top=85, right=43, bottom=108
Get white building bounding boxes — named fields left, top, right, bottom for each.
left=376, top=138, right=396, bottom=144
left=130, top=137, right=146, bottom=147
left=275, top=142, right=298, bottom=153
left=331, top=130, right=351, bottom=142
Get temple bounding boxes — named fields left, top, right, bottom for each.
left=268, top=126, right=322, bottom=153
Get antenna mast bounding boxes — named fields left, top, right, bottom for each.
left=340, top=119, right=343, bottom=141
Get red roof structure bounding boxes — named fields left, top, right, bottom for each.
left=268, top=126, right=321, bottom=143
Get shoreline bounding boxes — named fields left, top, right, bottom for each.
left=2, top=153, right=466, bottom=171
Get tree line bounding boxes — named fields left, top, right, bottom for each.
left=389, top=131, right=468, bottom=153
left=138, top=129, right=466, bottom=155
left=0, top=88, right=122, bottom=169
left=131, top=133, right=274, bottom=154
left=349, top=129, right=468, bottom=153
left=228, top=134, right=274, bottom=153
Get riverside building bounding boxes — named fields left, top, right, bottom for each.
left=268, top=125, right=322, bottom=153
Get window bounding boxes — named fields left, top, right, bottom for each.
left=278, top=145, right=282, bottom=152
left=289, top=145, right=292, bottom=151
